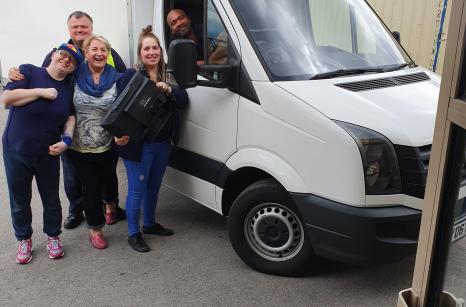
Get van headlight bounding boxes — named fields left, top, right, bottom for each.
left=335, top=121, right=402, bottom=194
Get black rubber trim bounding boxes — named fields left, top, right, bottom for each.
left=239, top=62, right=259, bottom=104
left=291, top=192, right=421, bottom=265
left=228, top=61, right=259, bottom=104
left=168, top=146, right=232, bottom=188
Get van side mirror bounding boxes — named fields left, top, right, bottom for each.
left=198, top=65, right=233, bottom=88
left=167, top=39, right=197, bottom=89
left=167, top=39, right=235, bottom=90
left=392, top=31, right=401, bottom=44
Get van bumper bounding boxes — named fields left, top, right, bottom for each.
left=290, top=193, right=421, bottom=265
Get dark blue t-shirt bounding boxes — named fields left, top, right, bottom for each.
left=3, top=64, right=74, bottom=155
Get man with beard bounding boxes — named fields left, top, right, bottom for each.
left=166, top=9, right=204, bottom=63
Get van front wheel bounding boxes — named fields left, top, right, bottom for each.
left=228, top=179, right=314, bottom=275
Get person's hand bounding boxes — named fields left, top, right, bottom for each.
left=114, top=135, right=130, bottom=146
left=156, top=82, right=172, bottom=94
left=40, top=88, right=58, bottom=100
left=8, top=67, right=24, bottom=81
left=48, top=141, right=68, bottom=156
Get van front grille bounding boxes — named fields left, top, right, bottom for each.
left=335, top=72, right=430, bottom=92
left=394, top=145, right=430, bottom=199
left=394, top=144, right=466, bottom=199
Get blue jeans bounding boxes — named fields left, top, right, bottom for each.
left=123, top=141, right=172, bottom=236
left=3, top=148, right=62, bottom=240
left=61, top=151, right=84, bottom=216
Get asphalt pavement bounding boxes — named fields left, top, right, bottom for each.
left=0, top=97, right=463, bottom=306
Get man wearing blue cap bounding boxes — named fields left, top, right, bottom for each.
left=2, top=44, right=82, bottom=264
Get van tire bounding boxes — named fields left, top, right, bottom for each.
left=228, top=178, right=314, bottom=276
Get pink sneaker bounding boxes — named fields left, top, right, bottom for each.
left=47, top=237, right=64, bottom=259
left=16, top=238, right=33, bottom=264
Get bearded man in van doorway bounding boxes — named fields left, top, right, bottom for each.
left=166, top=9, right=204, bottom=64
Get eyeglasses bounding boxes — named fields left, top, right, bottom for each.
left=55, top=50, right=77, bottom=66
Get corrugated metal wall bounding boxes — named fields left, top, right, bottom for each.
left=366, top=0, right=451, bottom=73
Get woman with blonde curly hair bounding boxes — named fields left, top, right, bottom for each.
left=67, top=34, right=120, bottom=249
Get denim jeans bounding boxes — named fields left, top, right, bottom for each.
left=123, top=141, right=172, bottom=236
left=3, top=148, right=62, bottom=240
left=61, top=151, right=84, bottom=216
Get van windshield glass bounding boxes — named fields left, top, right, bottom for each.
left=231, top=0, right=411, bottom=81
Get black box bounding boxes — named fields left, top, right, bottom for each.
left=101, top=71, right=170, bottom=142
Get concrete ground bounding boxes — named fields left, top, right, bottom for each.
left=0, top=101, right=464, bottom=306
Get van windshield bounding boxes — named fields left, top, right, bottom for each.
left=230, top=0, right=411, bottom=81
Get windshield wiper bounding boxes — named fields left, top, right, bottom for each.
left=309, top=62, right=417, bottom=80
left=381, top=62, right=416, bottom=72
left=309, top=68, right=385, bottom=80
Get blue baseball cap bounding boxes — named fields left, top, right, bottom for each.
left=57, top=43, right=83, bottom=65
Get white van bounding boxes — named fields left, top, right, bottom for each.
left=155, top=0, right=441, bottom=275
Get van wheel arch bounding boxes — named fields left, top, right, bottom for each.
left=221, top=167, right=271, bottom=216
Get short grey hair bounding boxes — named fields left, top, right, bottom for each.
left=67, top=11, right=93, bottom=23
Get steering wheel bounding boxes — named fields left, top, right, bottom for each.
left=256, top=41, right=291, bottom=65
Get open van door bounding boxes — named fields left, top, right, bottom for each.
left=163, top=0, right=242, bottom=212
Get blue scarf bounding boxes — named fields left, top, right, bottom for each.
left=75, top=63, right=118, bottom=97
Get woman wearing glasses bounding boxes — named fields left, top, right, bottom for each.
left=2, top=43, right=82, bottom=264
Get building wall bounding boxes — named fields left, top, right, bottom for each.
left=366, top=0, right=451, bottom=73
left=0, top=0, right=130, bottom=82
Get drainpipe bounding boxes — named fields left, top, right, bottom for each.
left=432, top=0, right=449, bottom=73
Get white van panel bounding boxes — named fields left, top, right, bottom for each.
left=237, top=90, right=366, bottom=206
left=178, top=86, right=238, bottom=162
left=164, top=167, right=220, bottom=213
left=276, top=68, right=439, bottom=147
left=225, top=147, right=308, bottom=193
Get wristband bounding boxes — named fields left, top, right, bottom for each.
left=61, top=136, right=72, bottom=148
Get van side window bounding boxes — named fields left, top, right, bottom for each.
left=206, top=0, right=229, bottom=65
